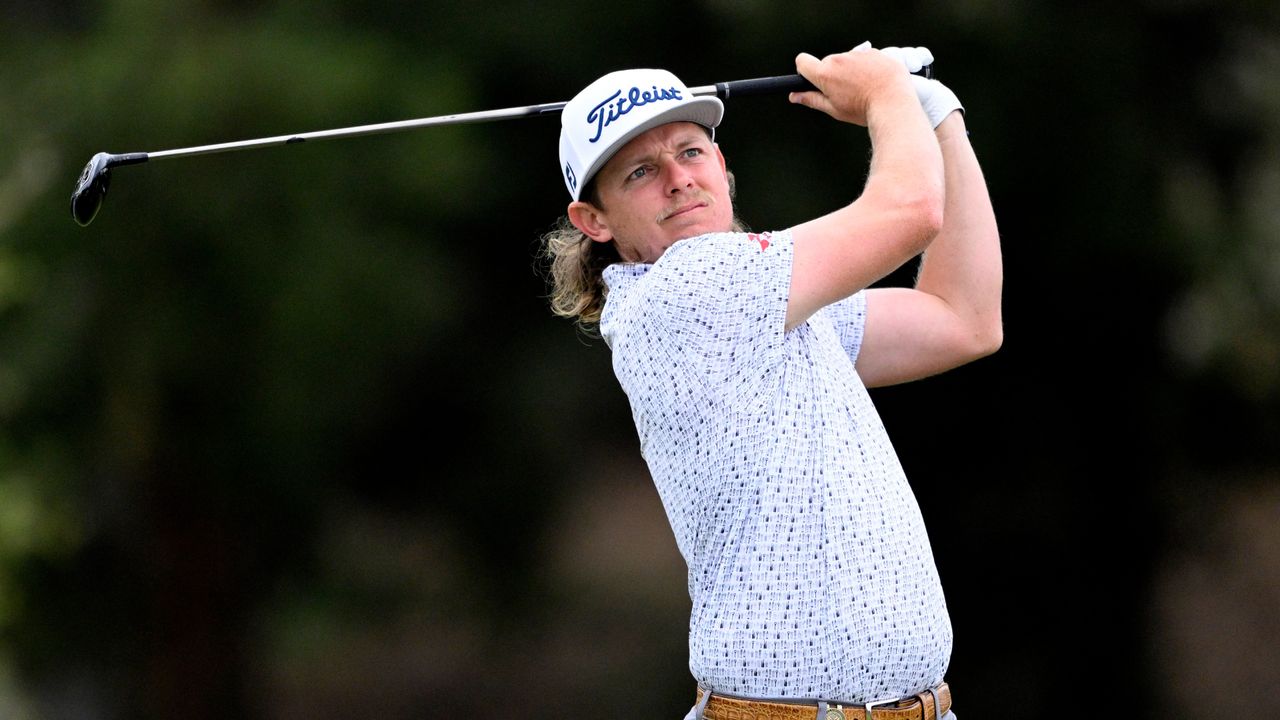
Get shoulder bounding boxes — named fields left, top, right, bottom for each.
left=603, top=231, right=788, bottom=292
left=601, top=230, right=794, bottom=345
left=643, top=231, right=792, bottom=291
left=663, top=230, right=788, bottom=262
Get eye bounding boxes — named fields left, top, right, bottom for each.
left=627, top=165, right=649, bottom=181
left=682, top=147, right=703, bottom=159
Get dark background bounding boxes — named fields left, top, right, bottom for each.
left=2, top=1, right=1277, bottom=718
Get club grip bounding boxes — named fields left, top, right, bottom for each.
left=713, top=75, right=816, bottom=99
left=712, top=64, right=933, bottom=100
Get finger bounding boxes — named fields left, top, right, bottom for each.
left=880, top=46, right=909, bottom=69
left=792, top=52, right=826, bottom=105
left=881, top=46, right=925, bottom=73
left=794, top=51, right=821, bottom=78
left=788, top=89, right=828, bottom=112
left=787, top=85, right=834, bottom=116
left=788, top=84, right=832, bottom=113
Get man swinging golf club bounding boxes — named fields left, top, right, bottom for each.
left=540, top=41, right=1001, bottom=720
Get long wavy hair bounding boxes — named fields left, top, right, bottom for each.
left=537, top=171, right=743, bottom=334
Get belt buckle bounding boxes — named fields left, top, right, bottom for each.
left=862, top=697, right=898, bottom=720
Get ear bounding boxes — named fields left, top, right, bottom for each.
left=567, top=201, right=614, bottom=244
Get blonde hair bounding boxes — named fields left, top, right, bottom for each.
left=537, top=172, right=742, bottom=334
left=537, top=215, right=621, bottom=333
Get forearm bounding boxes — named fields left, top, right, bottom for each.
left=862, top=83, right=945, bottom=235
left=790, top=46, right=944, bottom=234
left=785, top=51, right=945, bottom=329
left=913, top=112, right=1003, bottom=349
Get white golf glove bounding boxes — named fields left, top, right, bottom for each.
left=880, top=45, right=965, bottom=129
left=879, top=45, right=933, bottom=74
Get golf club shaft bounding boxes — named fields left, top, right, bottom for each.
left=73, top=67, right=930, bottom=225
left=132, top=74, right=825, bottom=164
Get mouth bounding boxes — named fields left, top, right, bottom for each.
left=661, top=201, right=708, bottom=222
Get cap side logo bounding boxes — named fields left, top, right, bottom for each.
left=585, top=85, right=684, bottom=143
left=564, top=163, right=577, bottom=193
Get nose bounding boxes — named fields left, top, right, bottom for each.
left=664, top=160, right=694, bottom=195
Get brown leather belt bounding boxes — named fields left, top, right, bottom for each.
left=695, top=681, right=950, bottom=720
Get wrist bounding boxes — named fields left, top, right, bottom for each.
left=934, top=111, right=967, bottom=141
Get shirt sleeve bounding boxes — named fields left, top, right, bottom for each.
left=636, top=230, right=793, bottom=403
left=821, top=290, right=869, bottom=365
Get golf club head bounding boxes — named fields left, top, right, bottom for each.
left=71, top=152, right=112, bottom=227
left=70, top=151, right=148, bottom=226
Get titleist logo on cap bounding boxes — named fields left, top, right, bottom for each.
left=585, top=85, right=684, bottom=143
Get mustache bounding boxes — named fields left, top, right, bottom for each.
left=656, top=191, right=716, bottom=222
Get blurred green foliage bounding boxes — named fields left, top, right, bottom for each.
left=0, top=1, right=1278, bottom=718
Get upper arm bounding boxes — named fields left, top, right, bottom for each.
left=786, top=184, right=942, bottom=331
left=854, top=286, right=1001, bottom=387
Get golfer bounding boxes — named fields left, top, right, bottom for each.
left=541, top=42, right=1000, bottom=720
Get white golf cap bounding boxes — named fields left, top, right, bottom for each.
left=558, top=68, right=724, bottom=201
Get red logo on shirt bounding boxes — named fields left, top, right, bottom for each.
left=746, top=232, right=771, bottom=251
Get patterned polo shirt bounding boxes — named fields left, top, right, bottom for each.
left=599, top=230, right=951, bottom=703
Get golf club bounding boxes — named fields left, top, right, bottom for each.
left=71, top=66, right=932, bottom=227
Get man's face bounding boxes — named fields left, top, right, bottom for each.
left=568, top=122, right=734, bottom=264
